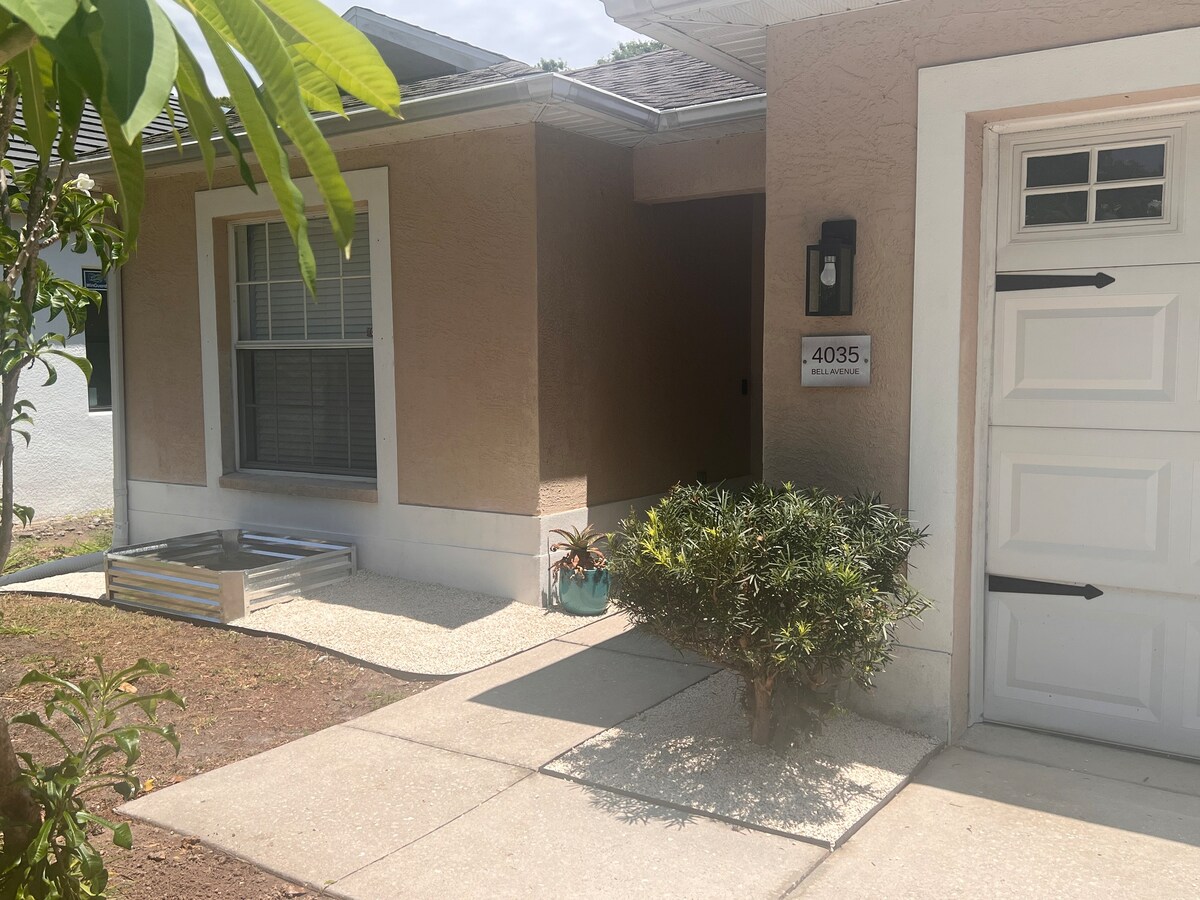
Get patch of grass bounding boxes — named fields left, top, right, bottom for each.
left=0, top=613, right=38, bottom=636
left=366, top=689, right=409, bottom=710
left=4, top=509, right=113, bottom=574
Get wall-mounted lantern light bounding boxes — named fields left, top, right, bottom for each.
left=806, top=219, right=856, bottom=316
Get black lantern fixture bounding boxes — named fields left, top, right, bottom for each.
left=806, top=219, right=856, bottom=316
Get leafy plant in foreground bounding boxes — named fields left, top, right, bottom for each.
left=0, top=658, right=184, bottom=899
left=610, top=483, right=930, bottom=746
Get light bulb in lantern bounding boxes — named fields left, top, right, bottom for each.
left=819, top=256, right=837, bottom=287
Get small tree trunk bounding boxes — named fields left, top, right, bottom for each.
left=749, top=673, right=776, bottom=746
left=0, top=370, right=19, bottom=572
left=0, top=717, right=39, bottom=855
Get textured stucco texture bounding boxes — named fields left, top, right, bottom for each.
left=762, top=0, right=1200, bottom=505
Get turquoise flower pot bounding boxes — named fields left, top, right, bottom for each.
left=558, top=568, right=610, bottom=616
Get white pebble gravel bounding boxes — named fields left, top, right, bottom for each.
left=545, top=669, right=941, bottom=848
left=0, top=571, right=105, bottom=599
left=234, top=571, right=597, bottom=675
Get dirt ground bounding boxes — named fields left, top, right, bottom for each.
left=0, top=592, right=438, bottom=898
left=3, top=510, right=114, bottom=573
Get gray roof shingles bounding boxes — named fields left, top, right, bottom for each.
left=61, top=48, right=762, bottom=163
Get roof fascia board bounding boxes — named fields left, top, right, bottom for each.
left=342, top=6, right=508, bottom=72
left=83, top=73, right=762, bottom=175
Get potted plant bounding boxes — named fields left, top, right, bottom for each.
left=550, top=525, right=610, bottom=616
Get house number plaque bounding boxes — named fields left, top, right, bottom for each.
left=801, top=335, right=871, bottom=387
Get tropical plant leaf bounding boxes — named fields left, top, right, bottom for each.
left=97, top=99, right=145, bottom=246
left=12, top=46, right=55, bottom=157
left=174, top=33, right=254, bottom=188
left=93, top=0, right=178, bottom=141
left=193, top=11, right=315, bottom=287
left=194, top=0, right=355, bottom=249
left=258, top=0, right=400, bottom=114
left=0, top=0, right=76, bottom=38
left=288, top=47, right=344, bottom=116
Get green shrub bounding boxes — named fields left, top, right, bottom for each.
left=610, top=483, right=930, bottom=745
left=0, top=658, right=184, bottom=899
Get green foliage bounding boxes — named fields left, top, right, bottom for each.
left=0, top=0, right=402, bottom=284
left=0, top=657, right=184, bottom=899
left=538, top=57, right=567, bottom=73
left=610, top=483, right=930, bottom=741
left=597, top=39, right=664, bottom=65
left=549, top=525, right=607, bottom=579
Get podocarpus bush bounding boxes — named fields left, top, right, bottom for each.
left=610, top=483, right=930, bottom=745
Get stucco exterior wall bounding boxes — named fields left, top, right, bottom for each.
left=764, top=0, right=1200, bottom=738
left=12, top=244, right=113, bottom=517
left=123, top=126, right=540, bottom=514
left=633, top=130, right=765, bottom=203
left=535, top=126, right=757, bottom=513
left=763, top=0, right=1200, bottom=506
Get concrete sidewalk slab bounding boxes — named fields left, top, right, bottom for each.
left=959, top=723, right=1200, bottom=798
left=331, top=774, right=824, bottom=900
left=120, top=726, right=527, bottom=888
left=546, top=670, right=940, bottom=848
left=348, top=639, right=715, bottom=768
left=788, top=745, right=1200, bottom=899
left=556, top=613, right=716, bottom=667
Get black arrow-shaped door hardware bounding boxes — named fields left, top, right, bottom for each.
left=996, top=272, right=1116, bottom=292
left=988, top=575, right=1104, bottom=600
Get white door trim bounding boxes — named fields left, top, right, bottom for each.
left=911, top=26, right=1200, bottom=729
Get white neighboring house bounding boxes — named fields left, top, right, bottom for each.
left=11, top=244, right=113, bottom=518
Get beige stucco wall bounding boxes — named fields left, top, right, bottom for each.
left=764, top=0, right=1200, bottom=737
left=535, top=126, right=757, bottom=513
left=123, top=126, right=541, bottom=514
left=764, top=0, right=1200, bottom=504
left=633, top=130, right=765, bottom=204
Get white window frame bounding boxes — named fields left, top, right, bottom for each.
left=195, top=168, right=396, bottom=503
left=230, top=211, right=377, bottom=480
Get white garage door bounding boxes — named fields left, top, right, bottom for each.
left=983, top=114, right=1200, bottom=757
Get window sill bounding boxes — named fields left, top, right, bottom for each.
left=219, top=472, right=378, bottom=504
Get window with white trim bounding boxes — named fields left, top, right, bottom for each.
left=1021, top=139, right=1169, bottom=228
left=233, top=213, right=376, bottom=478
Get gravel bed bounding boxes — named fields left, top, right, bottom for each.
left=544, top=669, right=941, bottom=848
left=0, top=570, right=105, bottom=599
left=234, top=571, right=597, bottom=676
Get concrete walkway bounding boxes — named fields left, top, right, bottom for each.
left=122, top=616, right=825, bottom=898
left=120, top=615, right=1200, bottom=899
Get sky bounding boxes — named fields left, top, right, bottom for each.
left=165, top=0, right=646, bottom=88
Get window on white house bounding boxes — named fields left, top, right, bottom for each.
left=81, top=268, right=111, bottom=412
left=233, top=213, right=376, bottom=478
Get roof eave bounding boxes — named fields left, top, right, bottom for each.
left=80, top=73, right=762, bottom=175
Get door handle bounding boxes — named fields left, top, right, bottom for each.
left=996, top=272, right=1115, bottom=292
left=988, top=575, right=1104, bottom=599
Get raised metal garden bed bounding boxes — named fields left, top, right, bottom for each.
left=105, top=530, right=357, bottom=623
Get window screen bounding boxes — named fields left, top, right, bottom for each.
left=233, top=213, right=376, bottom=478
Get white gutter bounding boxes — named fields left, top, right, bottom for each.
left=79, top=72, right=763, bottom=174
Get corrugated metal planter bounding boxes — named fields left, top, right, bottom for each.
left=558, top=569, right=610, bottom=616
left=105, top=530, right=356, bottom=624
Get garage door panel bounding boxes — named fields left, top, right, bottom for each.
left=987, top=427, right=1194, bottom=594
left=991, top=267, right=1200, bottom=431
left=987, top=589, right=1165, bottom=723
left=1184, top=620, right=1200, bottom=734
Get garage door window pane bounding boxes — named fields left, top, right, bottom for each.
left=1026, top=152, right=1089, bottom=188
left=1097, top=144, right=1165, bottom=182
left=1096, top=185, right=1164, bottom=221
left=1025, top=191, right=1088, bottom=227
